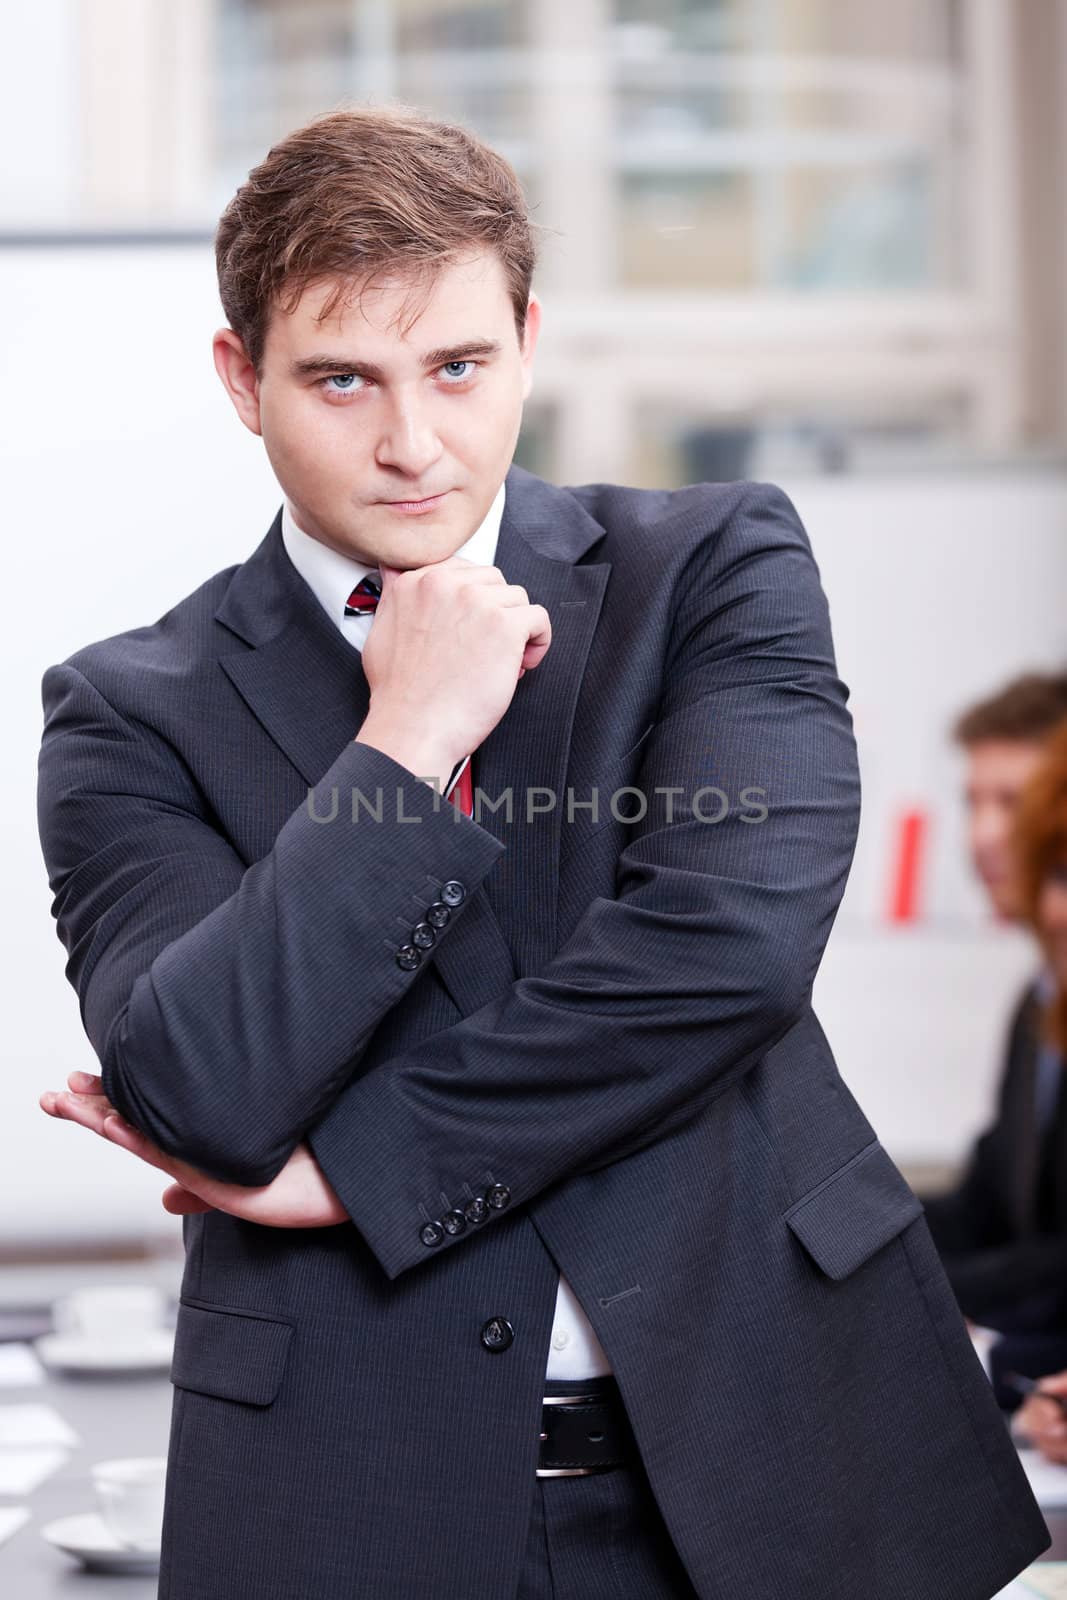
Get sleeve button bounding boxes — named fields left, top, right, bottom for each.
left=419, top=1221, right=444, bottom=1247
left=486, top=1183, right=511, bottom=1210
left=442, top=1209, right=467, bottom=1235
left=396, top=944, right=422, bottom=971
left=411, top=921, right=436, bottom=949
left=441, top=880, right=466, bottom=907
left=464, top=1195, right=489, bottom=1225
left=426, top=901, right=451, bottom=929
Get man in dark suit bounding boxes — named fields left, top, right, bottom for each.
left=36, top=105, right=1049, bottom=1599
left=919, top=673, right=1067, bottom=1404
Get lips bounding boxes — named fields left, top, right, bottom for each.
left=379, top=490, right=452, bottom=515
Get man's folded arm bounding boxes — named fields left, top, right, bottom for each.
left=36, top=664, right=504, bottom=1184
left=306, top=482, right=863, bottom=1280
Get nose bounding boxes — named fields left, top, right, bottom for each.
left=374, top=386, right=444, bottom=480
left=970, top=803, right=1008, bottom=860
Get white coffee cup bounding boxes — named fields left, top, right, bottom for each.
left=92, top=1456, right=167, bottom=1552
left=52, top=1284, right=167, bottom=1345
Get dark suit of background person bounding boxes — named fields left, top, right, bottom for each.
left=36, top=465, right=1049, bottom=1599
left=920, top=967, right=1067, bottom=1407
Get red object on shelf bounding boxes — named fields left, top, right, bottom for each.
left=889, top=808, right=927, bottom=923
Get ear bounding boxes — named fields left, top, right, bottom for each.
left=520, top=293, right=542, bottom=401
left=213, top=327, right=263, bottom=437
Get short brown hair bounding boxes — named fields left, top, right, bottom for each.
left=1013, top=719, right=1067, bottom=1052
left=952, top=668, right=1067, bottom=747
left=215, top=103, right=544, bottom=376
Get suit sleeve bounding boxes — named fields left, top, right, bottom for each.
left=36, top=667, right=505, bottom=1184
left=306, top=482, right=863, bottom=1279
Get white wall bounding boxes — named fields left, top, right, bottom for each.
left=3, top=245, right=1065, bottom=1241
left=4, top=246, right=279, bottom=1245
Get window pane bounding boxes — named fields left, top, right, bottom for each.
left=620, top=172, right=755, bottom=290
left=613, top=0, right=957, bottom=61
left=614, top=0, right=758, bottom=55
left=610, top=0, right=963, bottom=292
left=777, top=163, right=938, bottom=290
left=393, top=0, right=528, bottom=53
left=629, top=399, right=977, bottom=488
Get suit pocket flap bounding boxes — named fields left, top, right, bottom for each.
left=784, top=1139, right=924, bottom=1281
left=170, top=1299, right=294, bottom=1406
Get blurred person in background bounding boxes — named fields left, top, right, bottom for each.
left=956, top=672, right=1067, bottom=924
left=992, top=718, right=1067, bottom=1455
left=919, top=673, right=1067, bottom=1407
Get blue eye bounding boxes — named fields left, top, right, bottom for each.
left=323, top=373, right=361, bottom=393
left=440, top=360, right=474, bottom=382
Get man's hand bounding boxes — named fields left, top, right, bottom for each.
left=355, top=555, right=551, bottom=791
left=39, top=1072, right=348, bottom=1229
left=1016, top=1371, right=1067, bottom=1464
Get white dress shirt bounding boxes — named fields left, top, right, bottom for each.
left=280, top=482, right=614, bottom=1382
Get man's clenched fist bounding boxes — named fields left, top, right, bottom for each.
left=355, top=554, right=551, bottom=792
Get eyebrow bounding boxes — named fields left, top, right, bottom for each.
left=289, top=339, right=504, bottom=381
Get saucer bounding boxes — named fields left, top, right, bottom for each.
left=34, top=1327, right=175, bottom=1375
left=40, top=1511, right=160, bottom=1573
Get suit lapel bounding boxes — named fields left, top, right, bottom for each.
left=218, top=558, right=373, bottom=792
left=214, top=464, right=611, bottom=1012
left=471, top=536, right=610, bottom=975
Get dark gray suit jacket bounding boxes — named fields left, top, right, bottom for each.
left=37, top=466, right=1049, bottom=1598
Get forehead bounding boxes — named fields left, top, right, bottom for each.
left=967, top=738, right=1046, bottom=787
left=269, top=247, right=512, bottom=356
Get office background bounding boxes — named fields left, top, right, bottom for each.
left=3, top=0, right=1066, bottom=1253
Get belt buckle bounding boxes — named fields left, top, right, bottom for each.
left=535, top=1467, right=605, bottom=1477
left=536, top=1391, right=613, bottom=1478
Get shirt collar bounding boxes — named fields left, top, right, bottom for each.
left=281, top=480, right=506, bottom=644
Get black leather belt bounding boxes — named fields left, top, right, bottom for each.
left=536, top=1376, right=639, bottom=1477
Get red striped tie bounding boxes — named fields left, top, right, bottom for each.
left=344, top=573, right=382, bottom=617
left=344, top=574, right=473, bottom=815
left=450, top=757, right=473, bottom=817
